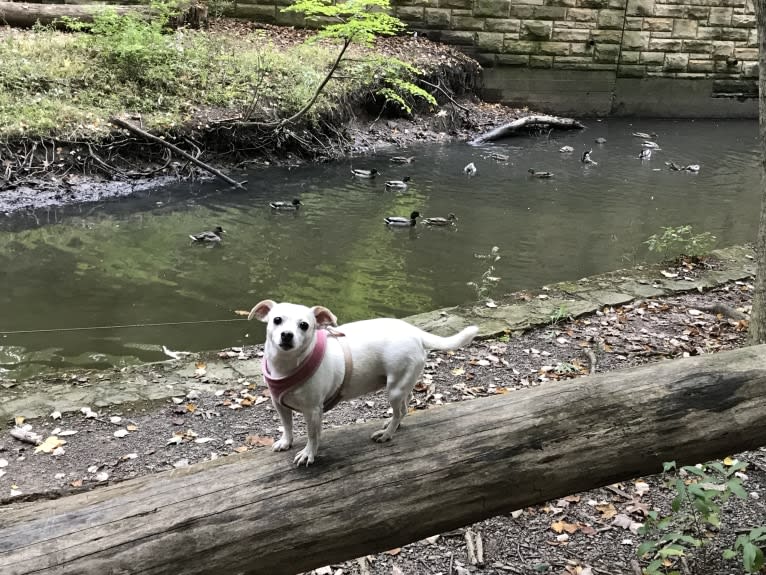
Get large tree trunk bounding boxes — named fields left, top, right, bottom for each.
left=2, top=345, right=766, bottom=575
left=0, top=1, right=207, bottom=29
left=749, top=0, right=766, bottom=344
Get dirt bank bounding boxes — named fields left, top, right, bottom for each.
left=0, top=20, right=536, bottom=215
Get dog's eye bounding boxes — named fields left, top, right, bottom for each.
left=273, top=317, right=282, bottom=325
left=299, top=321, right=309, bottom=331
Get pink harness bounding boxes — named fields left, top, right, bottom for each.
left=262, top=329, right=350, bottom=412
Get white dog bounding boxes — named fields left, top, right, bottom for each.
left=249, top=300, right=479, bottom=466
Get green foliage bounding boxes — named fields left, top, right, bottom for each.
left=467, top=246, right=501, bottom=303
left=549, top=304, right=569, bottom=325
left=644, top=225, right=716, bottom=259
left=637, top=459, right=761, bottom=575
left=283, top=0, right=404, bottom=45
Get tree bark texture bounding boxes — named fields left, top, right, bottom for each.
left=469, top=114, right=586, bottom=145
left=3, top=345, right=766, bottom=575
left=749, top=0, right=766, bottom=344
left=0, top=1, right=207, bottom=29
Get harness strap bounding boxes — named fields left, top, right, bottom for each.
left=322, top=328, right=353, bottom=412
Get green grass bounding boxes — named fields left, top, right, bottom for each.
left=0, top=23, right=367, bottom=140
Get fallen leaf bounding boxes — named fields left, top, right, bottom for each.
left=57, top=430, right=78, bottom=437
left=186, top=403, right=197, bottom=413
left=385, top=548, right=401, bottom=556
left=194, top=437, right=215, bottom=444
left=95, top=471, right=109, bottom=482
left=14, top=415, right=24, bottom=426
left=723, top=456, right=736, bottom=466
left=0, top=459, right=6, bottom=468
left=451, top=367, right=465, bottom=376
left=109, top=416, right=122, bottom=424
left=34, top=436, right=66, bottom=454
left=245, top=435, right=274, bottom=447
left=70, top=479, right=83, bottom=488
left=233, top=446, right=248, bottom=453
left=173, top=459, right=190, bottom=469
left=551, top=520, right=579, bottom=534
left=113, top=429, right=129, bottom=438
left=127, top=424, right=138, bottom=432
left=595, top=502, right=617, bottom=519
left=634, top=480, right=650, bottom=495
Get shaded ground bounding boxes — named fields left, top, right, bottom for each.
left=1, top=270, right=763, bottom=575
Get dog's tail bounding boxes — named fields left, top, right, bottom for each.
left=419, top=325, right=479, bottom=351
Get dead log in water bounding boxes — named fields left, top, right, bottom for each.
left=470, top=114, right=586, bottom=145
left=1, top=345, right=766, bottom=575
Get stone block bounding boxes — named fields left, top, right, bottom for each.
left=521, top=20, right=553, bottom=39
left=475, top=52, right=498, bottom=66
left=714, top=59, right=740, bottom=72
left=639, top=50, right=665, bottom=64
left=713, top=41, right=735, bottom=57
left=642, top=17, right=672, bottom=31
left=648, top=38, right=682, bottom=51
left=438, top=0, right=472, bottom=8
left=484, top=18, right=520, bottom=32
left=651, top=31, right=672, bottom=38
left=732, top=14, right=755, bottom=27
left=619, top=50, right=640, bottom=63
left=537, top=41, right=572, bottom=55
left=547, top=0, right=577, bottom=5
left=570, top=42, right=595, bottom=54
left=734, top=47, right=759, bottom=60
left=621, top=30, right=650, bottom=49
left=743, top=62, right=759, bottom=77
left=476, top=31, right=505, bottom=51
left=553, top=55, right=606, bottom=67
left=625, top=16, right=643, bottom=29
left=496, top=53, right=530, bottom=65
left=652, top=5, right=684, bottom=18
left=592, top=29, right=623, bottom=43
left=233, top=4, right=276, bottom=22
left=595, top=43, right=621, bottom=62
left=708, top=7, right=733, bottom=25
left=617, top=64, right=647, bottom=77
left=626, top=0, right=654, bottom=17
left=532, top=6, right=568, bottom=18
left=672, top=18, right=698, bottom=38
left=597, top=9, right=625, bottom=28
left=503, top=39, right=538, bottom=53
left=748, top=29, right=758, bottom=48
left=686, top=6, right=710, bottom=19
left=440, top=30, right=475, bottom=44
left=424, top=8, right=452, bottom=27
left=453, top=14, right=487, bottom=29
left=697, top=26, right=749, bottom=41
left=529, top=55, right=554, bottom=67
left=395, top=6, right=426, bottom=23
left=687, top=59, right=714, bottom=72
left=552, top=28, right=591, bottom=41
left=608, top=0, right=627, bottom=7
left=578, top=0, right=610, bottom=7
left=509, top=5, right=535, bottom=18
left=474, top=0, right=511, bottom=17
left=683, top=39, right=712, bottom=53
left=663, top=53, right=689, bottom=71
left=275, top=9, right=305, bottom=26
left=567, top=8, right=598, bottom=20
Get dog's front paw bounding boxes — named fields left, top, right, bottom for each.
left=293, top=447, right=315, bottom=466
left=370, top=429, right=393, bottom=443
left=272, top=437, right=293, bottom=452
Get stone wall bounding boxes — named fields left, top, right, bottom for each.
left=228, top=0, right=759, bottom=116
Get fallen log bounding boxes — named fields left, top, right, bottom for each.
left=470, top=114, right=586, bottom=145
left=0, top=1, right=207, bottom=29
left=2, top=345, right=766, bottom=575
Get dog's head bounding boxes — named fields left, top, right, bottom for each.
left=248, top=300, right=338, bottom=356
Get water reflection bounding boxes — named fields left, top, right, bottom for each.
left=0, top=118, right=759, bottom=379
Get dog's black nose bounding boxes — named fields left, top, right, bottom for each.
left=281, top=331, right=294, bottom=343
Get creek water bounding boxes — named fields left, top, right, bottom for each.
left=0, top=118, right=759, bottom=379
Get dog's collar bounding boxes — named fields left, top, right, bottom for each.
left=262, top=329, right=328, bottom=398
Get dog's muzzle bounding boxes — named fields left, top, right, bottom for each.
left=279, top=331, right=294, bottom=349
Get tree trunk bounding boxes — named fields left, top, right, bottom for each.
left=0, top=1, right=207, bottom=29
left=2, top=345, right=766, bottom=575
left=469, top=114, right=586, bottom=145
left=749, top=0, right=766, bottom=344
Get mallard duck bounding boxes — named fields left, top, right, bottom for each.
left=581, top=149, right=597, bottom=165
left=269, top=198, right=303, bottom=210
left=189, top=226, right=225, bottom=243
left=385, top=176, right=411, bottom=191
left=390, top=156, right=415, bottom=164
left=684, top=164, right=700, bottom=172
left=528, top=169, right=554, bottom=178
left=594, top=137, right=607, bottom=144
left=384, top=211, right=420, bottom=227
left=351, top=168, right=379, bottom=179
left=632, top=131, right=658, bottom=139
left=638, top=149, right=652, bottom=160
left=463, top=162, right=477, bottom=176
left=559, top=145, right=574, bottom=153
left=423, top=213, right=457, bottom=226
left=642, top=141, right=661, bottom=149
left=489, top=152, right=509, bottom=162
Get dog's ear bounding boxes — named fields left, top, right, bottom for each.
left=312, top=306, right=338, bottom=328
left=248, top=299, right=276, bottom=322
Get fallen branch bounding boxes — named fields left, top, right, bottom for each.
left=470, top=114, right=586, bottom=145
left=110, top=118, right=246, bottom=190
left=9, top=427, right=42, bottom=446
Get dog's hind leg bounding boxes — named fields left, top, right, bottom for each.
left=371, top=368, right=421, bottom=443
left=272, top=401, right=294, bottom=452
left=294, top=406, right=322, bottom=466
